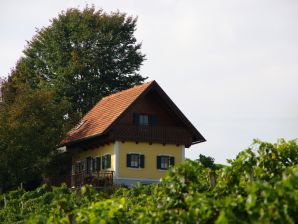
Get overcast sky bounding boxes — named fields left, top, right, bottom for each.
left=1, top=0, right=297, bottom=164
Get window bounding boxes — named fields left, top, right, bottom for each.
left=133, top=113, right=157, bottom=126
left=75, top=120, right=86, bottom=129
left=102, top=154, right=111, bottom=170
left=160, top=156, right=169, bottom=169
left=75, top=162, right=79, bottom=173
left=85, top=156, right=95, bottom=174
left=139, top=114, right=149, bottom=125
left=73, top=156, right=103, bottom=174
left=87, top=157, right=101, bottom=172
left=131, top=154, right=139, bottom=167
left=72, top=164, right=75, bottom=175
left=92, top=157, right=96, bottom=171
left=95, top=156, right=101, bottom=171
left=75, top=160, right=85, bottom=173
left=127, top=153, right=145, bottom=168
left=81, top=160, right=86, bottom=172
left=157, top=155, right=175, bottom=170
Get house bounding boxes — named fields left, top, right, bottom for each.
left=60, top=81, right=206, bottom=187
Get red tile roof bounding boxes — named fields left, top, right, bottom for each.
left=61, top=81, right=154, bottom=145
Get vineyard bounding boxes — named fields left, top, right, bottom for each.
left=0, top=139, right=297, bottom=223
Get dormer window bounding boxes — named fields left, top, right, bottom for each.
left=75, top=120, right=86, bottom=130
left=133, top=113, right=157, bottom=126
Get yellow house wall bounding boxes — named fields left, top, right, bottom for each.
left=118, top=142, right=183, bottom=180
left=72, top=144, right=115, bottom=171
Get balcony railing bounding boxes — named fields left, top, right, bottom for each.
left=111, top=125, right=192, bottom=146
left=71, top=171, right=114, bottom=187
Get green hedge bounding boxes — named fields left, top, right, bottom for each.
left=0, top=139, right=297, bottom=223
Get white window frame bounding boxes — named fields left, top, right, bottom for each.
left=72, top=164, right=75, bottom=175
left=160, top=156, right=170, bottom=169
left=157, top=154, right=174, bottom=171
left=131, top=154, right=140, bottom=168
left=127, top=152, right=144, bottom=169
left=139, top=114, right=149, bottom=125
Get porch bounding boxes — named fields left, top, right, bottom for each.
left=71, top=171, right=114, bottom=187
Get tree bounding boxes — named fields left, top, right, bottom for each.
left=197, top=154, right=216, bottom=170
left=0, top=84, right=70, bottom=191
left=5, top=6, right=146, bottom=115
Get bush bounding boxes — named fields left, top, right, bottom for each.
left=0, top=139, right=297, bottom=223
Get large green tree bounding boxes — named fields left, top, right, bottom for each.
left=5, top=6, right=146, bottom=115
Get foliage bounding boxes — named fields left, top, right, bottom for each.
left=3, top=6, right=146, bottom=115
left=0, top=139, right=297, bottom=223
left=0, top=84, right=70, bottom=191
left=197, top=154, right=216, bottom=170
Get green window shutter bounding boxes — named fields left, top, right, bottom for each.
left=80, top=161, right=82, bottom=172
left=86, top=157, right=91, bottom=174
left=91, top=158, right=95, bottom=171
left=170, top=156, right=175, bottom=166
left=127, top=154, right=131, bottom=167
left=72, top=165, right=75, bottom=174
left=151, top=115, right=158, bottom=126
left=140, top=155, right=145, bottom=168
left=96, top=157, right=101, bottom=171
left=78, top=162, right=81, bottom=172
left=107, top=154, right=111, bottom=168
left=75, top=163, right=79, bottom=173
left=133, top=113, right=139, bottom=125
left=157, top=156, right=161, bottom=169
left=82, top=161, right=85, bottom=171
left=148, top=115, right=152, bottom=125
left=82, top=161, right=85, bottom=172
left=102, top=156, right=106, bottom=170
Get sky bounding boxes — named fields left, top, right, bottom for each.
left=1, top=0, right=298, bottom=164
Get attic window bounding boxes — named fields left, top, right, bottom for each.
left=139, top=114, right=149, bottom=125
left=133, top=113, right=157, bottom=126
left=75, top=120, right=86, bottom=129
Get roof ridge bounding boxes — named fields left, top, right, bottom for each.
left=102, top=80, right=154, bottom=101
